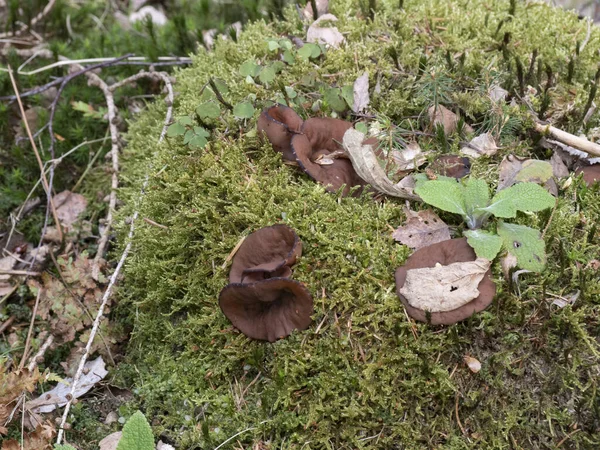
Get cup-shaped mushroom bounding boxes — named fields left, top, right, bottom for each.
left=576, top=165, right=600, bottom=187
left=257, top=105, right=304, bottom=162
left=395, top=238, right=496, bottom=325
left=290, top=118, right=366, bottom=196
left=229, top=224, right=302, bottom=284
left=219, top=278, right=314, bottom=342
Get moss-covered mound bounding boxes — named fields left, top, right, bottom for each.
left=117, top=1, right=600, bottom=447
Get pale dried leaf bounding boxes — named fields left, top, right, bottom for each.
left=489, top=85, right=508, bottom=103
left=26, top=356, right=107, bottom=413
left=393, top=209, right=450, bottom=249
left=99, top=432, right=122, bottom=450
left=306, top=14, right=345, bottom=48
left=54, top=190, right=88, bottom=230
left=0, top=256, right=16, bottom=282
left=464, top=355, right=482, bottom=373
left=549, top=292, right=579, bottom=308
left=428, top=105, right=473, bottom=134
left=550, top=151, right=570, bottom=178
left=352, top=72, right=370, bottom=113
left=129, top=6, right=167, bottom=26
left=461, top=133, right=498, bottom=159
left=303, top=0, right=328, bottom=20
left=500, top=253, right=518, bottom=280
left=391, top=142, right=427, bottom=171
left=399, top=258, right=491, bottom=312
left=342, top=128, right=419, bottom=199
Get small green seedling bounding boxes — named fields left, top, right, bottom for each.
left=167, top=116, right=210, bottom=150
left=415, top=176, right=556, bottom=271
left=116, top=410, right=155, bottom=450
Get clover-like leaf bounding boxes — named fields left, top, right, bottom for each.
left=414, top=179, right=467, bottom=216
left=196, top=102, right=220, bottom=119
left=233, top=102, right=255, bottom=119
left=324, top=87, right=347, bottom=112
left=484, top=182, right=555, bottom=218
left=167, top=122, right=185, bottom=137
left=116, top=410, right=155, bottom=450
left=239, top=60, right=261, bottom=78
left=279, top=38, right=293, bottom=50
left=341, top=85, right=354, bottom=108
left=194, top=126, right=210, bottom=138
left=178, top=116, right=193, bottom=126
left=259, top=66, right=276, bottom=85
left=464, top=229, right=503, bottom=261
left=267, top=40, right=280, bottom=51
left=183, top=129, right=195, bottom=145
left=189, top=135, right=208, bottom=149
left=282, top=49, right=295, bottom=65
left=298, top=43, right=321, bottom=59
left=497, top=222, right=546, bottom=272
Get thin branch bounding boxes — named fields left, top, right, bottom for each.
left=0, top=0, right=57, bottom=39
left=27, top=334, right=54, bottom=371
left=209, top=78, right=234, bottom=111
left=19, top=289, right=42, bottom=370
left=533, top=121, right=600, bottom=157
left=55, top=71, right=174, bottom=445
left=7, top=66, right=63, bottom=242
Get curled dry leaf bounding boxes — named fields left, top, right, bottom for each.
left=352, top=71, right=370, bottom=113
left=549, top=291, right=579, bottom=309
left=306, top=14, right=345, bottom=48
left=464, top=355, right=482, bottom=373
left=460, top=133, right=498, bottom=159
left=393, top=208, right=450, bottom=250
left=497, top=155, right=553, bottom=191
left=391, top=142, right=427, bottom=172
left=428, top=105, right=473, bottom=134
left=26, top=356, right=108, bottom=414
left=342, top=128, right=419, bottom=199
left=399, top=257, right=491, bottom=312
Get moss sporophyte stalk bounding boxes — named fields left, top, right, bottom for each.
left=116, top=0, right=600, bottom=447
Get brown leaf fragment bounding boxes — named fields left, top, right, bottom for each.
left=428, top=105, right=473, bottom=135
left=306, top=14, right=345, bottom=48
left=99, top=431, right=123, bottom=450
left=550, top=151, right=570, bottom=178
left=464, top=355, right=482, bottom=373
left=430, top=155, right=471, bottom=179
left=399, top=258, right=491, bottom=312
left=497, top=155, right=553, bottom=190
left=53, top=190, right=88, bottom=230
left=393, top=209, right=450, bottom=250
left=352, top=72, right=370, bottom=113
left=460, top=133, right=498, bottom=159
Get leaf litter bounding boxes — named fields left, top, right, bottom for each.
left=393, top=207, right=451, bottom=249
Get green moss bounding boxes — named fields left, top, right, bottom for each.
left=115, top=0, right=600, bottom=448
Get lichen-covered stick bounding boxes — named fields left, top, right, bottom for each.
left=55, top=71, right=174, bottom=446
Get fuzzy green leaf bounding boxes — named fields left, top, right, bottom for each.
left=233, top=102, right=255, bottom=119
left=196, top=102, right=220, bottom=119
left=414, top=179, right=467, bottom=216
left=167, top=122, right=186, bottom=137
left=464, top=178, right=489, bottom=211
left=239, top=60, right=261, bottom=77
left=258, top=66, right=276, bottom=85
left=484, top=182, right=555, bottom=218
left=116, top=411, right=154, bottom=450
left=464, top=229, right=503, bottom=260
left=497, top=222, right=546, bottom=272
left=355, top=122, right=368, bottom=134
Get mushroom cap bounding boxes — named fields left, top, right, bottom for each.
left=257, top=105, right=303, bottom=162
left=576, top=165, right=600, bottom=187
left=219, top=278, right=314, bottom=342
left=291, top=118, right=366, bottom=196
left=430, top=155, right=471, bottom=179
left=395, top=238, right=496, bottom=325
left=230, top=224, right=302, bottom=284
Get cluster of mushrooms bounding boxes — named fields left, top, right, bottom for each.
left=218, top=105, right=598, bottom=341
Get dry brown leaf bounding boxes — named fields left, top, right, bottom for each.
left=352, top=72, right=370, bottom=113
left=0, top=425, right=53, bottom=450
left=342, top=128, right=419, bottom=199
left=464, top=355, right=482, bottom=373
left=99, top=431, right=123, bottom=450
left=53, top=190, right=88, bottom=230
left=303, top=0, right=329, bottom=20
left=393, top=208, right=450, bottom=249
left=26, top=356, right=108, bottom=414
left=391, top=142, right=427, bottom=172
left=306, top=14, right=345, bottom=48
left=399, top=258, right=491, bottom=312
left=550, top=151, right=570, bottom=178
left=428, top=105, right=473, bottom=135
left=460, top=133, right=498, bottom=159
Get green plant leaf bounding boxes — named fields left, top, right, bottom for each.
left=298, top=43, right=321, bottom=59
left=189, top=135, right=208, bottom=149
left=341, top=85, right=354, bottom=108
left=280, top=38, right=293, bottom=50
left=515, top=160, right=553, bottom=184
left=464, top=229, right=503, bottom=260
left=116, top=410, right=155, bottom=450
left=285, top=86, right=297, bottom=98
left=55, top=445, right=77, bottom=450
left=239, top=60, right=261, bottom=77
left=167, top=122, right=185, bottom=137
left=311, top=44, right=322, bottom=58
left=178, top=116, right=193, bottom=126
left=258, top=66, right=276, bottom=85
left=212, top=78, right=229, bottom=93
left=196, top=102, right=220, bottom=119
left=183, top=129, right=195, bottom=145
left=282, top=49, right=295, bottom=64
left=484, top=182, right=555, bottom=218
left=267, top=40, right=280, bottom=51
left=464, top=178, right=489, bottom=211
left=194, top=126, right=210, bottom=137
left=497, top=222, right=546, bottom=272
left=414, top=179, right=467, bottom=216
left=355, top=122, right=368, bottom=134
left=324, top=88, right=347, bottom=112
left=233, top=102, right=255, bottom=119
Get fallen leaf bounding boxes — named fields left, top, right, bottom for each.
left=393, top=208, right=450, bottom=249
left=26, top=356, right=108, bottom=414
left=460, top=133, right=498, bottom=159
left=489, top=85, right=508, bottom=103
left=99, top=431, right=122, bottom=450
left=549, top=291, right=579, bottom=309
left=399, top=258, right=491, bottom=312
left=352, top=72, right=370, bottom=113
left=306, top=14, right=345, bottom=48
left=303, top=0, right=328, bottom=20
left=1, top=426, right=53, bottom=450
left=464, top=355, right=482, bottom=373
left=0, top=256, right=16, bottom=282
left=0, top=366, right=42, bottom=427
left=500, top=253, right=518, bottom=280
left=428, top=105, right=473, bottom=135
left=390, top=142, right=427, bottom=172
left=588, top=259, right=600, bottom=271
left=497, top=155, right=553, bottom=191
left=550, top=151, right=570, bottom=178
left=342, top=128, right=419, bottom=199
left=53, top=190, right=88, bottom=230
left=429, top=155, right=471, bottom=179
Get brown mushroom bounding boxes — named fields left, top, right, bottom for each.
left=395, top=238, right=496, bottom=325
left=257, top=105, right=303, bottom=162
left=430, top=155, right=471, bottom=179
left=219, top=278, right=314, bottom=342
left=576, top=165, right=600, bottom=187
left=229, top=224, right=302, bottom=284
